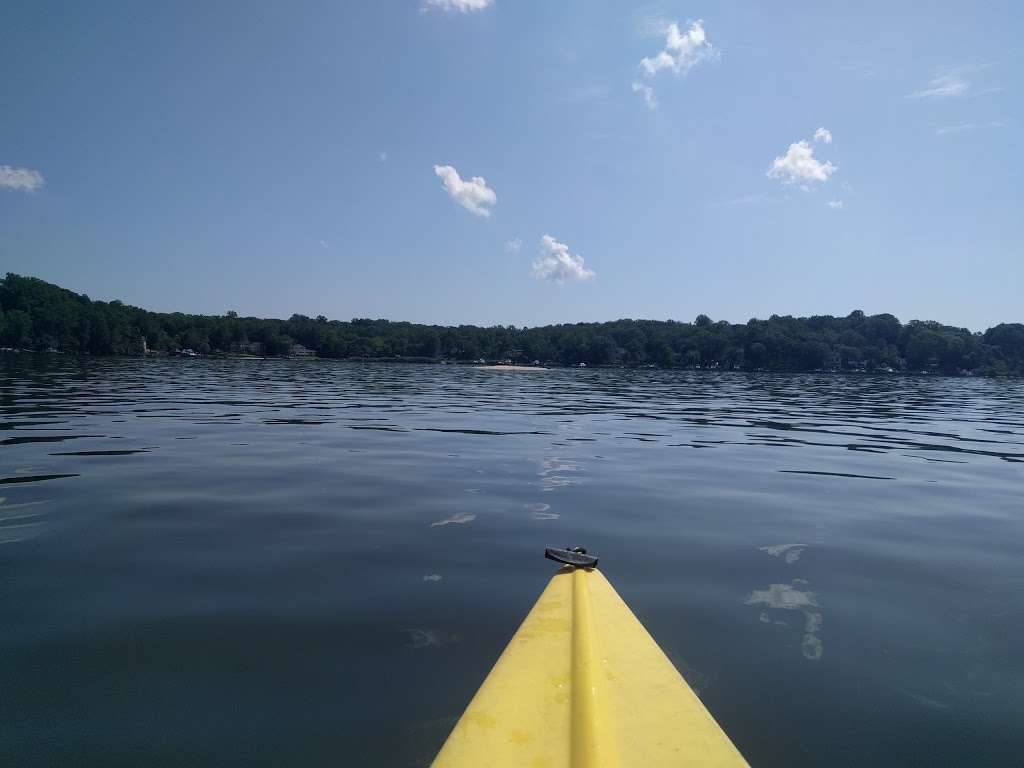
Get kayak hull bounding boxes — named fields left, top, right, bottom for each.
left=432, top=566, right=749, bottom=767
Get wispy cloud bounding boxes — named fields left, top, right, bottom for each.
left=378, top=151, right=388, bottom=162
left=768, top=128, right=837, bottom=186
left=560, top=84, right=611, bottom=103
left=504, top=237, right=522, bottom=254
left=826, top=200, right=845, bottom=210
left=937, top=120, right=1012, bottom=135
left=0, top=165, right=45, bottom=193
left=708, top=193, right=777, bottom=209
left=422, top=0, right=492, bottom=12
left=319, top=239, right=329, bottom=248
left=433, top=164, right=497, bottom=218
left=840, top=61, right=878, bottom=80
left=631, top=81, right=657, bottom=110
left=531, top=235, right=595, bottom=283
left=936, top=123, right=975, bottom=135
left=908, top=66, right=999, bottom=99
left=909, top=72, right=969, bottom=99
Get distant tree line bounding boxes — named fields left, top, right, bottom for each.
left=2, top=273, right=1023, bottom=376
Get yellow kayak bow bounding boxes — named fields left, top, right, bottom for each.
left=432, top=547, right=750, bottom=767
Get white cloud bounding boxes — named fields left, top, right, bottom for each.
left=640, top=20, right=716, bottom=78
left=433, top=164, right=497, bottom=218
left=0, top=165, right=45, bottom=193
left=768, top=130, right=837, bottom=186
left=531, top=235, right=595, bottom=283
left=504, top=237, right=522, bottom=253
left=319, top=239, right=329, bottom=248
left=378, top=151, right=388, bottom=162
left=423, top=0, right=492, bottom=12
left=631, top=81, right=658, bottom=110
left=826, top=200, right=845, bottom=210
left=422, top=573, right=443, bottom=582
left=908, top=72, right=970, bottom=99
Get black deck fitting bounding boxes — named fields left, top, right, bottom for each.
left=544, top=546, right=598, bottom=569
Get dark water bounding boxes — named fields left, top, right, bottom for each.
left=1, top=358, right=1022, bottom=767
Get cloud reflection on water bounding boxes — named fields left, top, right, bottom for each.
left=0, top=496, right=51, bottom=545
left=745, top=580, right=824, bottom=661
left=526, top=502, right=559, bottom=520
left=759, top=543, right=807, bottom=563
left=537, top=457, right=581, bottom=492
left=430, top=512, right=476, bottom=527
left=403, top=628, right=461, bottom=649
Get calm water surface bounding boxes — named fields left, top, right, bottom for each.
left=1, top=358, right=1022, bottom=766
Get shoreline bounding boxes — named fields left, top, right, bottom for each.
left=474, top=365, right=550, bottom=371
left=0, top=351, right=1007, bottom=378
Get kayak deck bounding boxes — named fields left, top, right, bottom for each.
left=432, top=565, right=749, bottom=767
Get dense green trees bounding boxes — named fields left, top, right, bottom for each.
left=2, top=273, right=1022, bottom=375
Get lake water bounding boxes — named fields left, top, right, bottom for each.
left=1, top=357, right=1022, bottom=766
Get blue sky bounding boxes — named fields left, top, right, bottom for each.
left=1, top=1, right=1020, bottom=329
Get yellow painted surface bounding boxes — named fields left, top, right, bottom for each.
left=431, top=566, right=750, bottom=768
